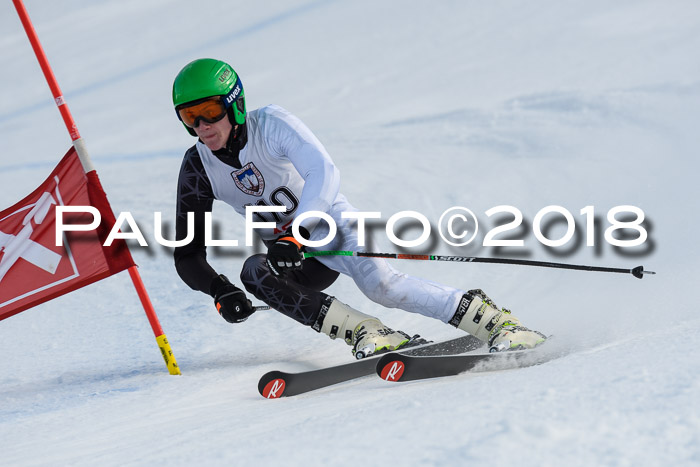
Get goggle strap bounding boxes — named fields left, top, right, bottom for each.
left=222, top=75, right=243, bottom=108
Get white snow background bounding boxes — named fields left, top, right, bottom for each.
left=1, top=0, right=699, bottom=465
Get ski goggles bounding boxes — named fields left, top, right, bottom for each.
left=176, top=76, right=243, bottom=129
left=176, top=97, right=228, bottom=128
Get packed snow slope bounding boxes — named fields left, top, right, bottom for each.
left=1, top=0, right=699, bottom=465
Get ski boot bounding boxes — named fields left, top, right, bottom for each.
left=314, top=297, right=422, bottom=359
left=449, top=289, right=546, bottom=352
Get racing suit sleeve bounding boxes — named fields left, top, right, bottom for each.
left=173, top=145, right=218, bottom=295
left=262, top=107, right=340, bottom=233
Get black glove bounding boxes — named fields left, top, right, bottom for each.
left=209, top=274, right=255, bottom=323
left=265, top=227, right=308, bottom=277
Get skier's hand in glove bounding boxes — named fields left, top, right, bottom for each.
left=265, top=227, right=308, bottom=277
left=210, top=274, right=255, bottom=323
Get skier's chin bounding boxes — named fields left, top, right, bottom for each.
left=201, top=135, right=224, bottom=151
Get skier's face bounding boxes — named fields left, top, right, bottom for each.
left=193, top=113, right=233, bottom=151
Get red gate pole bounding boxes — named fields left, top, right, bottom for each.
left=12, top=0, right=180, bottom=375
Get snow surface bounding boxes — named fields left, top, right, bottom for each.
left=1, top=0, right=699, bottom=465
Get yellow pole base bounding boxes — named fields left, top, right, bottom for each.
left=156, top=334, right=181, bottom=375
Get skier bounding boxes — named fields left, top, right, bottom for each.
left=172, top=58, right=546, bottom=358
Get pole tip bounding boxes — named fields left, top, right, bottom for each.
left=632, top=266, right=656, bottom=279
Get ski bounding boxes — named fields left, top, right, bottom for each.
left=376, top=339, right=564, bottom=383
left=258, top=334, right=484, bottom=398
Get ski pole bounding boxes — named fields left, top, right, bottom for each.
left=303, top=251, right=656, bottom=279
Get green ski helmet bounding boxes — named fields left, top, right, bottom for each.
left=172, top=58, right=246, bottom=136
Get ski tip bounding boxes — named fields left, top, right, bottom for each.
left=378, top=359, right=406, bottom=382
left=258, top=372, right=287, bottom=399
